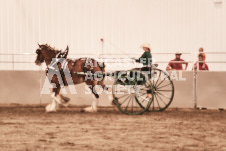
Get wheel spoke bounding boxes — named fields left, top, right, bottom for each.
left=138, top=91, right=148, bottom=96
left=156, top=91, right=171, bottom=99
left=138, top=90, right=150, bottom=94
left=117, top=94, right=129, bottom=99
left=125, top=96, right=132, bottom=112
left=145, top=81, right=152, bottom=87
left=134, top=96, right=140, bottom=111
left=154, top=70, right=161, bottom=88
left=155, top=76, right=167, bottom=88
left=154, top=94, right=161, bottom=110
left=155, top=90, right=172, bottom=92
left=156, top=93, right=167, bottom=105
left=152, top=96, right=155, bottom=111
left=147, top=77, right=153, bottom=86
left=139, top=95, right=149, bottom=103
left=156, top=83, right=172, bottom=90
left=119, top=95, right=131, bottom=106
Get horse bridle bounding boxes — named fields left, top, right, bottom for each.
left=36, top=49, right=41, bottom=54
left=36, top=48, right=45, bottom=63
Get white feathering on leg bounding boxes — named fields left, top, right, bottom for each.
left=108, top=94, right=114, bottom=105
left=46, top=99, right=58, bottom=112
left=83, top=95, right=98, bottom=113
left=51, top=92, right=62, bottom=104
left=92, top=98, right=98, bottom=112
left=105, top=87, right=114, bottom=105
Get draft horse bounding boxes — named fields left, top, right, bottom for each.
left=35, top=44, right=112, bottom=112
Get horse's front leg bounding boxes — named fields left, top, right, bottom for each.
left=45, top=87, right=61, bottom=112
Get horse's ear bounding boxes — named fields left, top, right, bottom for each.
left=37, top=42, right=41, bottom=47
left=66, top=45, right=69, bottom=51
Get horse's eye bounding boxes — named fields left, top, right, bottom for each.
left=36, top=49, right=41, bottom=54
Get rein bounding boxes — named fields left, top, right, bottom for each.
left=104, top=40, right=133, bottom=58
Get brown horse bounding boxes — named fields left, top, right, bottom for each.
left=35, top=43, right=111, bottom=112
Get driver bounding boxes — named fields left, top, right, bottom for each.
left=134, top=42, right=152, bottom=72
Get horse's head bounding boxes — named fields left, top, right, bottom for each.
left=35, top=43, right=60, bottom=66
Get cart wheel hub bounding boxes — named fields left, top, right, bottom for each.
left=129, top=87, right=136, bottom=94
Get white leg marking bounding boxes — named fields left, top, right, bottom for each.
left=108, top=94, right=114, bottom=105
left=106, top=87, right=114, bottom=105
left=51, top=92, right=62, bottom=104
left=83, top=95, right=98, bottom=113
left=46, top=99, right=58, bottom=112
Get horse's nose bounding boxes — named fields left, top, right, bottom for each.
left=35, top=59, right=40, bottom=64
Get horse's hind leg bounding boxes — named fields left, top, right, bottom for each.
left=58, top=93, right=70, bottom=107
left=98, top=77, right=114, bottom=105
left=52, top=87, right=71, bottom=106
left=98, top=76, right=109, bottom=91
left=83, top=81, right=99, bottom=113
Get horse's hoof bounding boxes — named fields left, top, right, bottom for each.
left=46, top=110, right=56, bottom=113
left=111, top=100, right=115, bottom=106
left=83, top=106, right=97, bottom=113
left=46, top=108, right=57, bottom=112
left=108, top=94, right=114, bottom=104
left=61, top=103, right=69, bottom=108
left=45, top=104, right=57, bottom=112
left=60, top=94, right=70, bottom=103
left=111, top=97, right=120, bottom=106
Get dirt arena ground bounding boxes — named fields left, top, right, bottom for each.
left=0, top=105, right=226, bottom=151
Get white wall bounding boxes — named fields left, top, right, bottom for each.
left=0, top=0, right=225, bottom=70
left=1, top=70, right=226, bottom=109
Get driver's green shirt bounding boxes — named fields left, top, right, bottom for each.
left=135, top=51, right=152, bottom=65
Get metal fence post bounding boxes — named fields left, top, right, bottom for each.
left=193, top=52, right=198, bottom=109
left=193, top=69, right=197, bottom=109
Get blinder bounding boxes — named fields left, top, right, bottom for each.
left=36, top=49, right=41, bottom=54
left=35, top=48, right=44, bottom=63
